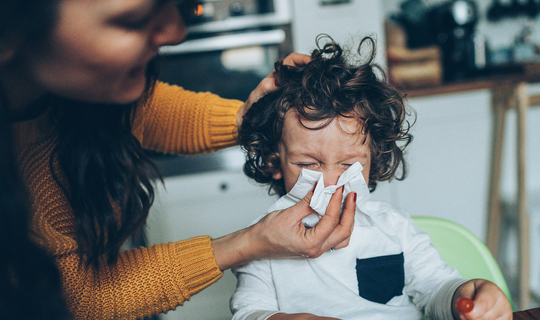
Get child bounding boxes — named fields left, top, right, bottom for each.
left=231, top=36, right=512, bottom=320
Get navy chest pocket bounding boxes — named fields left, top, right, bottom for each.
left=356, top=253, right=405, bottom=304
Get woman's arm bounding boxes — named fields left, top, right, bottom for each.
left=135, top=53, right=312, bottom=156
left=134, top=81, right=243, bottom=155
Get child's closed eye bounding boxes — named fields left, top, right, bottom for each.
left=297, top=163, right=317, bottom=169
left=296, top=163, right=353, bottom=170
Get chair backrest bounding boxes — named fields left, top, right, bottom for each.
left=412, top=216, right=514, bottom=309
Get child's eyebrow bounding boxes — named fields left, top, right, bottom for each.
left=286, top=150, right=316, bottom=157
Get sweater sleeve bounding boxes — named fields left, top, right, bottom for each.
left=55, top=236, right=223, bottom=319
left=132, top=81, right=244, bottom=155
left=30, top=187, right=223, bottom=320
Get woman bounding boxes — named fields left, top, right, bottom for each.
left=0, top=0, right=356, bottom=319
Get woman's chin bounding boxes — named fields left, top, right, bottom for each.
left=115, top=79, right=148, bottom=104
left=119, top=88, right=146, bottom=104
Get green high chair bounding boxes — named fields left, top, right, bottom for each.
left=412, top=216, right=514, bottom=312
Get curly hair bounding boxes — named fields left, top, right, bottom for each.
left=239, top=35, right=413, bottom=197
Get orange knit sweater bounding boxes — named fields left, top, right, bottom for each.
left=10, top=82, right=243, bottom=319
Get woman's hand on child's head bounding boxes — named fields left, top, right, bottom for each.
left=248, top=184, right=356, bottom=259
left=452, top=279, right=512, bottom=320
left=281, top=52, right=312, bottom=68
left=237, top=52, right=311, bottom=129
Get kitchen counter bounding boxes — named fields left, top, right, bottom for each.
left=401, top=63, right=540, bottom=98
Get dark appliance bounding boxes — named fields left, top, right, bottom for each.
left=395, top=0, right=483, bottom=82
left=429, top=0, right=481, bottom=81
left=158, top=0, right=293, bottom=101
left=487, top=0, right=540, bottom=21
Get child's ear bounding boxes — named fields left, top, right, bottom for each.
left=272, top=169, right=283, bottom=181
left=268, top=153, right=283, bottom=181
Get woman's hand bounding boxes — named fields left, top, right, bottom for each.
left=248, top=185, right=355, bottom=259
left=236, top=52, right=311, bottom=129
left=211, top=185, right=355, bottom=270
left=451, top=279, right=512, bottom=320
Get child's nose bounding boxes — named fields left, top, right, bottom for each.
left=323, top=169, right=342, bottom=187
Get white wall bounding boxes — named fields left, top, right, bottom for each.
left=371, top=90, right=493, bottom=239
left=290, top=0, right=387, bottom=66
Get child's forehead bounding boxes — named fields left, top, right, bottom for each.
left=281, top=109, right=369, bottom=151
left=283, top=108, right=365, bottom=132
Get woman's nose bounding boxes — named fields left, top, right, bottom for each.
left=152, top=2, right=188, bottom=48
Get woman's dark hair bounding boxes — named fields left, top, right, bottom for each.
left=51, top=59, right=162, bottom=268
left=0, top=0, right=70, bottom=317
left=239, top=35, right=413, bottom=196
left=0, top=91, right=71, bottom=319
left=0, top=0, right=58, bottom=43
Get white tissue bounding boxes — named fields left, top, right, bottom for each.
left=267, top=162, right=372, bottom=227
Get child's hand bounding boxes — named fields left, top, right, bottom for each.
left=452, top=279, right=512, bottom=320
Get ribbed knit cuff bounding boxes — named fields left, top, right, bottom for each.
left=425, top=278, right=469, bottom=320
left=205, top=97, right=243, bottom=149
left=173, top=236, right=223, bottom=300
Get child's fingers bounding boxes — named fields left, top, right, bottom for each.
left=453, top=281, right=478, bottom=320
left=456, top=297, right=474, bottom=315
left=458, top=281, right=477, bottom=300
left=458, top=280, right=512, bottom=320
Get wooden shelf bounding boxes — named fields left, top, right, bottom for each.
left=396, top=63, right=540, bottom=98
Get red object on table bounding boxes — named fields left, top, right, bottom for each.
left=456, top=297, right=475, bottom=313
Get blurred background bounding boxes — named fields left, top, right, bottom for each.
left=145, top=1, right=540, bottom=318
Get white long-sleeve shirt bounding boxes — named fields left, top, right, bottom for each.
left=231, top=164, right=466, bottom=320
